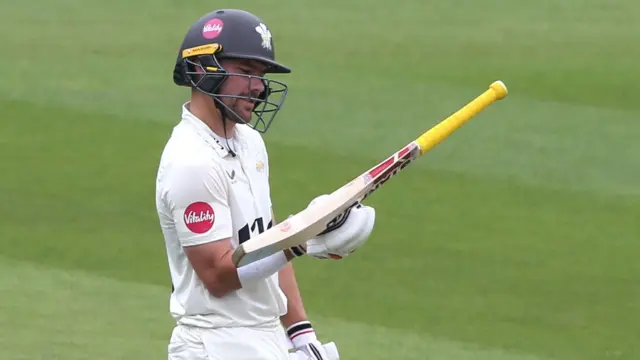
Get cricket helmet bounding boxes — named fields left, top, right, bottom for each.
left=173, top=9, right=290, bottom=133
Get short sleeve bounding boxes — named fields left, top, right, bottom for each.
left=166, top=161, right=232, bottom=247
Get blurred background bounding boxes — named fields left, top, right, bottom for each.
left=1, top=0, right=639, bottom=359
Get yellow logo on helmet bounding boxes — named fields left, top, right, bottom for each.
left=182, top=43, right=222, bottom=58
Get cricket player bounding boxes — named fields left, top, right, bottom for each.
left=155, top=8, right=376, bottom=360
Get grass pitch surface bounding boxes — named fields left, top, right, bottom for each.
left=1, top=0, right=639, bottom=359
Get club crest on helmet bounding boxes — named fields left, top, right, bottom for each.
left=255, top=23, right=272, bottom=51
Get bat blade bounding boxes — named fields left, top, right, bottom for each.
left=232, top=142, right=421, bottom=267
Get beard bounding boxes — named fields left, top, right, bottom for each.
left=221, top=95, right=256, bottom=124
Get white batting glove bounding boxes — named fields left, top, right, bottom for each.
left=289, top=342, right=339, bottom=360
left=286, top=321, right=340, bottom=360
left=290, top=194, right=375, bottom=260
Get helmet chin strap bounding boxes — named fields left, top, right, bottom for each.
left=214, top=98, right=238, bottom=158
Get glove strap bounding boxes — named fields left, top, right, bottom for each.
left=286, top=320, right=317, bottom=348
left=289, top=244, right=307, bottom=257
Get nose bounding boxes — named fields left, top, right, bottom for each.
left=249, top=77, right=265, bottom=96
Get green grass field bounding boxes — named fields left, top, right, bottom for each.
left=2, top=0, right=639, bottom=359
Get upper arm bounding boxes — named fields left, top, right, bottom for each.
left=166, top=160, right=237, bottom=296
left=183, top=239, right=236, bottom=296
left=167, top=160, right=232, bottom=246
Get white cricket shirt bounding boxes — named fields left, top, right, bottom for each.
left=155, top=103, right=288, bottom=329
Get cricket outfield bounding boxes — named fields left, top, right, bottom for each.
left=1, top=0, right=638, bottom=359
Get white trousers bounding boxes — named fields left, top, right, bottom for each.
left=168, top=323, right=291, bottom=360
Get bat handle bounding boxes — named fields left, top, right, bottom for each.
left=416, top=80, right=508, bottom=154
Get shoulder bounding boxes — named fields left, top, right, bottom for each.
left=161, top=123, right=226, bottom=169
left=158, top=128, right=227, bottom=192
left=166, top=122, right=217, bottom=156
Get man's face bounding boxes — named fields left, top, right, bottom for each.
left=217, top=59, right=267, bottom=123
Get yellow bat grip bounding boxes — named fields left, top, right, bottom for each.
left=416, top=81, right=508, bottom=154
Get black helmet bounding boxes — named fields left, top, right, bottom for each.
left=173, top=9, right=290, bottom=133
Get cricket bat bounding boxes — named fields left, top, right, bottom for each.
left=232, top=80, right=509, bottom=267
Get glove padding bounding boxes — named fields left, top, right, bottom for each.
left=290, top=341, right=339, bottom=360
left=304, top=194, right=375, bottom=260
left=286, top=321, right=340, bottom=360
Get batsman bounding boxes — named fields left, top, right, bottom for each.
left=155, top=8, right=376, bottom=360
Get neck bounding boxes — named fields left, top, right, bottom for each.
left=189, top=92, right=235, bottom=139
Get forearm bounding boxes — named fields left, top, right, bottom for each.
left=235, top=249, right=296, bottom=287
left=279, top=263, right=321, bottom=349
left=279, top=262, right=308, bottom=328
left=203, top=248, right=296, bottom=298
